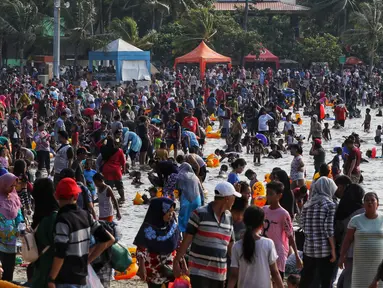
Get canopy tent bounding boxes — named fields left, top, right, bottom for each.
left=174, top=41, right=231, bottom=79
left=345, top=56, right=363, bottom=65
left=88, top=38, right=151, bottom=82
left=244, top=47, right=280, bottom=69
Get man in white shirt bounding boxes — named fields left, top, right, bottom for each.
left=258, top=109, right=274, bottom=133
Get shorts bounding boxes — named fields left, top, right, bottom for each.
left=190, top=275, right=225, bottom=288
left=141, top=139, right=149, bottom=152
left=99, top=216, right=113, bottom=222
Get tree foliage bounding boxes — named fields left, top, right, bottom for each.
left=298, top=33, right=342, bottom=68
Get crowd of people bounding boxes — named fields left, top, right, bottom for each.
left=0, top=63, right=381, bottom=288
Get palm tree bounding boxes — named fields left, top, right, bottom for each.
left=173, top=8, right=217, bottom=54
left=62, top=0, right=100, bottom=67
left=344, top=0, right=383, bottom=72
left=108, top=17, right=156, bottom=50
left=0, top=0, right=40, bottom=73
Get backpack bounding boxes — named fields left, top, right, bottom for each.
left=21, top=226, right=50, bottom=263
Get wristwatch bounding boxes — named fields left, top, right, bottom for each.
left=48, top=276, right=55, bottom=283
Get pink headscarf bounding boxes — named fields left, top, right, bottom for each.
left=0, top=173, right=21, bottom=219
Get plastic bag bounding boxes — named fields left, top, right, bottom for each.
left=86, top=264, right=104, bottom=288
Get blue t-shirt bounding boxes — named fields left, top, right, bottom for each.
left=84, top=169, right=97, bottom=195
left=227, top=172, right=240, bottom=185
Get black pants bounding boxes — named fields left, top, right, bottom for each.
left=36, top=150, right=50, bottom=171
left=105, top=180, right=124, bottom=201
left=190, top=275, right=225, bottom=288
left=148, top=282, right=168, bottom=288
left=0, top=251, right=16, bottom=281
left=299, top=254, right=335, bottom=288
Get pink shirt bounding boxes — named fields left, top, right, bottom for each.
left=263, top=206, right=293, bottom=272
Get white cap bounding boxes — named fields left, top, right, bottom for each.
left=215, top=182, right=242, bottom=198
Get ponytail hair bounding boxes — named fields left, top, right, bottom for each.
left=242, top=206, right=265, bottom=264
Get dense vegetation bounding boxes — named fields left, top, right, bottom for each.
left=0, top=0, right=381, bottom=68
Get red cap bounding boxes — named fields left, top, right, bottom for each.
left=55, top=178, right=81, bottom=200
left=314, top=138, right=322, bottom=145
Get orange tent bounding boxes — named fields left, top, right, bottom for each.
left=174, top=41, right=231, bottom=79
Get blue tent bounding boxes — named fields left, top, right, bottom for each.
left=88, top=39, right=151, bottom=83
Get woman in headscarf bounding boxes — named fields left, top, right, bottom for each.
left=334, top=184, right=365, bottom=288
left=300, top=177, right=337, bottom=288
left=0, top=173, right=23, bottom=281
left=98, top=136, right=126, bottom=204
left=30, top=178, right=59, bottom=287
left=134, top=198, right=181, bottom=288
left=176, top=163, right=203, bottom=233
left=271, top=169, right=295, bottom=219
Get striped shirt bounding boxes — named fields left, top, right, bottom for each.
left=186, top=202, right=234, bottom=281
left=301, top=198, right=336, bottom=258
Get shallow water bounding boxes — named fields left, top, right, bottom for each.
left=115, top=105, right=383, bottom=246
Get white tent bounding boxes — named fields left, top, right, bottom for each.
left=91, top=38, right=151, bottom=82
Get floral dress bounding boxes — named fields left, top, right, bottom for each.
left=137, top=248, right=176, bottom=285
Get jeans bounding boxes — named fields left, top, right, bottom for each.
left=299, top=254, right=335, bottom=288
left=56, top=285, right=86, bottom=288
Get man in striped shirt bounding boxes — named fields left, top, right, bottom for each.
left=174, top=182, right=242, bottom=288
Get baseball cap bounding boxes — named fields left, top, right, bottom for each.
left=55, top=178, right=81, bottom=200
left=215, top=182, right=242, bottom=198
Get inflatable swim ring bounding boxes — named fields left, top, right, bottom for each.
left=264, top=173, right=271, bottom=183
left=306, top=180, right=312, bottom=190
left=325, top=117, right=336, bottom=120
left=206, top=154, right=220, bottom=167
left=206, top=131, right=221, bottom=138
left=210, top=114, right=217, bottom=121
left=133, top=192, right=144, bottom=205
left=256, top=133, right=268, bottom=146
left=319, top=104, right=325, bottom=120
left=156, top=188, right=163, bottom=198
left=206, top=125, right=213, bottom=133
left=313, top=172, right=320, bottom=181
left=114, top=263, right=139, bottom=280
left=252, top=182, right=266, bottom=207
left=32, top=141, right=36, bottom=150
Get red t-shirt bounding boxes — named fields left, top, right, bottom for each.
left=345, top=147, right=361, bottom=174
left=334, top=106, right=347, bottom=121
left=102, top=149, right=126, bottom=181
left=182, top=116, right=199, bottom=134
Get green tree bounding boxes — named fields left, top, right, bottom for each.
left=343, top=0, right=383, bottom=71
left=109, top=17, right=156, bottom=50
left=299, top=33, right=342, bottom=68
left=0, top=0, right=41, bottom=71
left=62, top=0, right=100, bottom=67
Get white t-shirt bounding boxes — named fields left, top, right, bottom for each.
left=258, top=114, right=273, bottom=131
left=80, top=80, right=88, bottom=89
left=231, top=237, right=278, bottom=288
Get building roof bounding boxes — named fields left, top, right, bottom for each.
left=96, top=38, right=143, bottom=52
left=213, top=1, right=310, bottom=12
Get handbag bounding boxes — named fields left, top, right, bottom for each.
left=110, top=243, right=132, bottom=272
left=21, top=226, right=50, bottom=263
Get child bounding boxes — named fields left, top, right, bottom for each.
left=277, top=139, right=286, bottom=152
left=231, top=197, right=248, bottom=241
left=287, top=274, right=301, bottom=288
left=218, top=164, right=229, bottom=177
left=131, top=171, right=144, bottom=186
left=362, top=108, right=371, bottom=132
left=215, top=149, right=240, bottom=163
left=93, top=173, right=122, bottom=222
left=227, top=158, right=247, bottom=185
left=245, top=169, right=258, bottom=190
left=83, top=158, right=97, bottom=200
left=263, top=181, right=302, bottom=279
left=238, top=181, right=251, bottom=204
left=375, top=125, right=382, bottom=144
left=268, top=144, right=283, bottom=159
left=253, top=138, right=264, bottom=165
left=0, top=147, right=10, bottom=169
left=228, top=206, right=284, bottom=288
left=286, top=130, right=295, bottom=147
left=331, top=147, right=342, bottom=179
left=241, top=132, right=252, bottom=154
left=154, top=141, right=168, bottom=161
left=323, top=123, right=332, bottom=141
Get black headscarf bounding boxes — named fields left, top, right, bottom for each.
left=31, top=178, right=59, bottom=229
left=100, top=137, right=119, bottom=162
left=134, top=198, right=180, bottom=255
left=272, top=169, right=295, bottom=219
left=335, top=184, right=365, bottom=221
